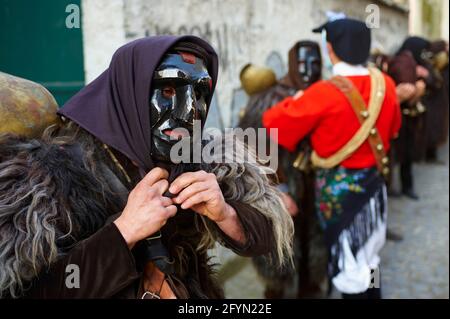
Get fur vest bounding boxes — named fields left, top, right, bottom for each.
left=0, top=131, right=292, bottom=298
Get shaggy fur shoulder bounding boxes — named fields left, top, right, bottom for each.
left=205, top=132, right=294, bottom=266
left=0, top=131, right=294, bottom=298
left=0, top=134, right=122, bottom=298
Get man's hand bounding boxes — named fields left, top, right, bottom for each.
left=280, top=193, right=299, bottom=217
left=415, top=79, right=427, bottom=98
left=294, top=90, right=304, bottom=100
left=416, top=65, right=429, bottom=79
left=396, top=83, right=417, bottom=103
left=406, top=80, right=427, bottom=106
left=169, top=170, right=229, bottom=222
left=114, top=167, right=177, bottom=249
left=169, top=170, right=246, bottom=244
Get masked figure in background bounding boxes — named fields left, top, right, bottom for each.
left=422, top=40, right=449, bottom=163
left=238, top=41, right=328, bottom=298
left=0, top=36, right=293, bottom=299
left=368, top=50, right=415, bottom=242
left=388, top=37, right=433, bottom=200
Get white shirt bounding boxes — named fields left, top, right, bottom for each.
left=333, top=62, right=369, bottom=77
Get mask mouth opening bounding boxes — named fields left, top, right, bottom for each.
left=162, top=128, right=191, bottom=140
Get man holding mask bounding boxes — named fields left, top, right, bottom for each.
left=0, top=36, right=293, bottom=299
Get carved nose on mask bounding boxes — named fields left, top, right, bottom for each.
left=172, top=86, right=196, bottom=126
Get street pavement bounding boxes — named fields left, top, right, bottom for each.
left=221, top=146, right=449, bottom=299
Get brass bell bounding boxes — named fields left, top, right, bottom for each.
left=382, top=167, right=390, bottom=176
left=376, top=144, right=383, bottom=151
left=0, top=71, right=59, bottom=138
left=382, top=157, right=389, bottom=164
left=240, top=64, right=277, bottom=96
left=370, top=128, right=377, bottom=136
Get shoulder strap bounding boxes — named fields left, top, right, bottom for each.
left=311, top=67, right=390, bottom=178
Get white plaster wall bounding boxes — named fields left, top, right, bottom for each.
left=441, top=0, right=449, bottom=41
left=409, top=0, right=423, bottom=35
left=409, top=0, right=449, bottom=40
left=81, top=0, right=126, bottom=83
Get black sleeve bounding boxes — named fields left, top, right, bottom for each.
left=388, top=52, right=417, bottom=85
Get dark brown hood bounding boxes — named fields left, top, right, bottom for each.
left=58, top=36, right=219, bottom=176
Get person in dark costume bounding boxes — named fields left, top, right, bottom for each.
left=238, top=40, right=328, bottom=299
left=434, top=41, right=450, bottom=95
left=423, top=40, right=449, bottom=163
left=0, top=36, right=293, bottom=299
left=389, top=37, right=432, bottom=200
left=370, top=51, right=417, bottom=242
left=371, top=51, right=416, bottom=196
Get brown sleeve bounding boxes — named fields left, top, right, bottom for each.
left=213, top=201, right=274, bottom=257
left=25, top=223, right=139, bottom=298
left=388, top=51, right=418, bottom=84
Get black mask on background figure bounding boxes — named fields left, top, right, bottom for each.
left=149, top=52, right=212, bottom=163
left=288, top=41, right=322, bottom=90
left=297, top=43, right=322, bottom=87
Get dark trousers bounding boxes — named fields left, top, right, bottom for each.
left=426, top=147, right=438, bottom=161
left=396, top=113, right=422, bottom=193
left=400, top=160, right=413, bottom=192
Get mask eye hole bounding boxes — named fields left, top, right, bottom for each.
left=162, top=86, right=176, bottom=99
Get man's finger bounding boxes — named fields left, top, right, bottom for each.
left=173, top=182, right=209, bottom=204
left=169, top=171, right=208, bottom=194
left=180, top=191, right=210, bottom=210
left=140, top=167, right=169, bottom=188
left=153, top=179, right=169, bottom=196
left=161, top=196, right=173, bottom=207
left=165, top=205, right=178, bottom=217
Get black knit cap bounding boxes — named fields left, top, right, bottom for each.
left=313, top=18, right=371, bottom=65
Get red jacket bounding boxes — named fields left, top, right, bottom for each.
left=262, top=74, right=402, bottom=169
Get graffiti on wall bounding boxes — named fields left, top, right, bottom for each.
left=126, top=22, right=286, bottom=129
left=126, top=22, right=264, bottom=77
